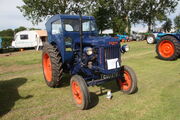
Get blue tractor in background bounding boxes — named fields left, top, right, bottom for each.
left=0, top=37, right=2, bottom=49
left=114, top=34, right=129, bottom=42
left=42, top=14, right=138, bottom=110
left=156, top=29, right=180, bottom=60
left=146, top=32, right=161, bottom=44
left=0, top=37, right=2, bottom=53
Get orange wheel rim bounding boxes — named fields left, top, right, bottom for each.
left=158, top=40, right=175, bottom=58
left=43, top=53, right=52, bottom=82
left=118, top=71, right=132, bottom=91
left=72, top=81, right=82, bottom=105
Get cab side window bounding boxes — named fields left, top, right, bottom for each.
left=52, top=20, right=62, bottom=35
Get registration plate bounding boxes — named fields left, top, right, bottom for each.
left=107, top=58, right=120, bottom=70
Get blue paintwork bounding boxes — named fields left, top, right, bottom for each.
left=156, top=30, right=180, bottom=42
left=45, top=14, right=122, bottom=86
left=115, top=34, right=128, bottom=41
left=0, top=37, right=2, bottom=49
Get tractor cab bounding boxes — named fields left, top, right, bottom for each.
left=46, top=15, right=98, bottom=62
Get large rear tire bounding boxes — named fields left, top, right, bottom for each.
left=147, top=34, right=155, bottom=44
left=156, top=36, right=180, bottom=61
left=70, top=75, right=90, bottom=110
left=42, top=42, right=63, bottom=88
left=117, top=65, right=137, bottom=94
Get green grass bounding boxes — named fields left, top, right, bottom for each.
left=0, top=41, right=180, bottom=120
left=0, top=51, right=41, bottom=66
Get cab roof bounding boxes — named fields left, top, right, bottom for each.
left=45, top=14, right=95, bottom=31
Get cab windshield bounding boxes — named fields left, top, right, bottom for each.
left=63, top=19, right=97, bottom=32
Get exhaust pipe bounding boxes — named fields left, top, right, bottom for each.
left=79, top=12, right=83, bottom=58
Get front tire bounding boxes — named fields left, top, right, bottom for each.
left=156, top=36, right=180, bottom=60
left=117, top=65, right=137, bottom=94
left=70, top=75, right=90, bottom=110
left=42, top=42, right=63, bottom=88
left=147, top=34, right=155, bottom=44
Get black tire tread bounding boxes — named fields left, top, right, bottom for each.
left=118, top=65, right=137, bottom=94
left=42, top=42, right=63, bottom=88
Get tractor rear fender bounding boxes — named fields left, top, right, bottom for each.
left=160, top=35, right=179, bottom=42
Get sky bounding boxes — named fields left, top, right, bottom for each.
left=0, top=0, right=45, bottom=31
left=0, top=0, right=180, bottom=32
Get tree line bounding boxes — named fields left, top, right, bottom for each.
left=18, top=0, right=180, bottom=34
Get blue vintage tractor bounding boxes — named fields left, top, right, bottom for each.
left=42, top=14, right=138, bottom=109
left=114, top=34, right=129, bottom=42
left=156, top=29, right=180, bottom=60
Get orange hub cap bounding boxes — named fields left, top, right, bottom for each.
left=43, top=53, right=52, bottom=82
left=119, top=71, right=132, bottom=91
left=158, top=40, right=175, bottom=58
left=72, top=81, right=82, bottom=105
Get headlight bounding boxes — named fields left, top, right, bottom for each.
left=121, top=44, right=130, bottom=52
left=84, top=47, right=93, bottom=55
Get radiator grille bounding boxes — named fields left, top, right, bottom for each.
left=104, top=46, right=120, bottom=60
left=104, top=46, right=120, bottom=69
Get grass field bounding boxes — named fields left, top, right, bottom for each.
left=0, top=41, right=180, bottom=120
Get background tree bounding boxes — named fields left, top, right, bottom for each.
left=92, top=0, right=112, bottom=34
left=92, top=0, right=142, bottom=34
left=0, top=29, right=14, bottom=48
left=0, top=29, right=14, bottom=37
left=17, top=0, right=95, bottom=24
left=111, top=17, right=127, bottom=34
left=18, top=0, right=179, bottom=34
left=162, top=18, right=172, bottom=32
left=111, top=0, right=142, bottom=34
left=174, top=15, right=180, bottom=29
left=18, top=0, right=142, bottom=34
left=29, top=28, right=41, bottom=30
left=14, top=26, right=27, bottom=33
left=93, top=7, right=110, bottom=34
left=17, top=0, right=70, bottom=24
left=137, top=0, right=179, bottom=32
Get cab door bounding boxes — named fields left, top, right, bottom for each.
left=62, top=19, right=80, bottom=62
left=51, top=20, right=66, bottom=62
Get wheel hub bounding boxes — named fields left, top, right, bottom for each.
left=43, top=53, right=52, bottom=82
left=159, top=40, right=174, bottom=58
left=72, top=82, right=82, bottom=105
left=118, top=71, right=132, bottom=91
left=147, top=37, right=154, bottom=43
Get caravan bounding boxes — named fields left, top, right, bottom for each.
left=12, top=30, right=47, bottom=50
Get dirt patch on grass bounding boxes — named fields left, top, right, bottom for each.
left=0, top=51, right=23, bottom=58
left=0, top=50, right=38, bottom=58
left=0, top=64, right=42, bottom=76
